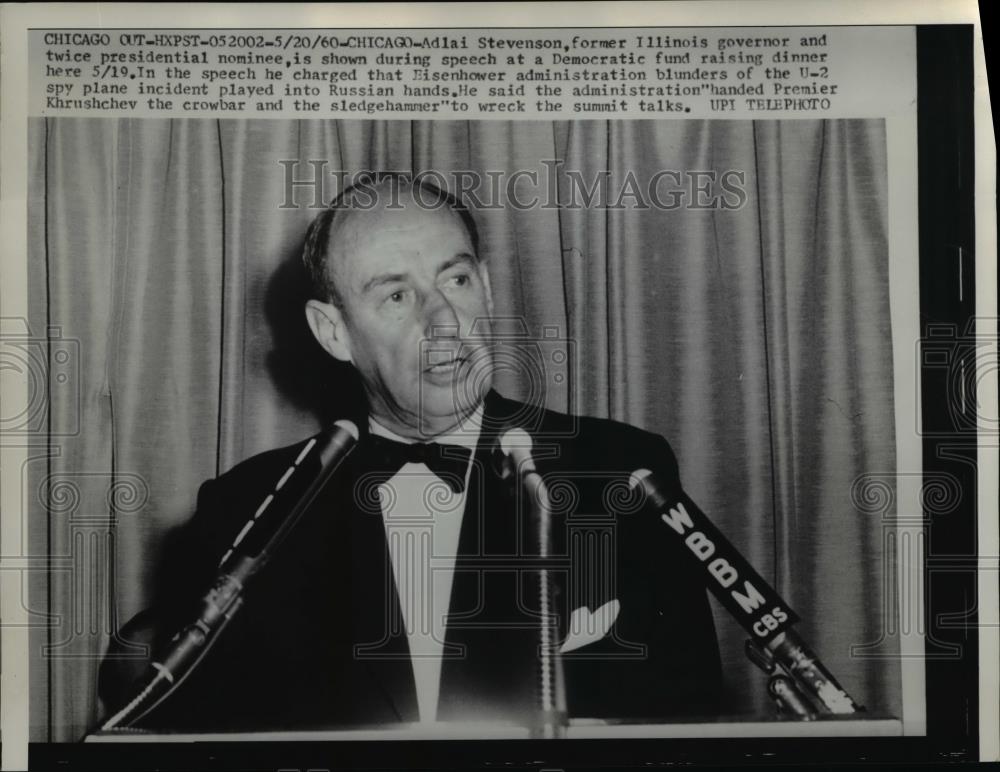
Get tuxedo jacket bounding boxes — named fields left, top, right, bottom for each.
left=100, top=391, right=723, bottom=731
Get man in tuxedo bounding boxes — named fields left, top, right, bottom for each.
left=100, top=176, right=722, bottom=731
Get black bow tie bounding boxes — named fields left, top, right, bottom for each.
left=366, top=434, right=473, bottom=493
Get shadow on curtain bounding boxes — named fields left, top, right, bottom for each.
left=26, top=117, right=899, bottom=741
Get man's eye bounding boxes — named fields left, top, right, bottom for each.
left=447, top=273, right=470, bottom=288
left=384, top=289, right=408, bottom=306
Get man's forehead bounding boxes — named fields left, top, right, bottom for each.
left=329, top=203, right=473, bottom=273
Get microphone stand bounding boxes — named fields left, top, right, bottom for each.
left=528, top=468, right=568, bottom=738
left=99, top=420, right=359, bottom=731
left=497, top=429, right=568, bottom=739
left=745, top=629, right=862, bottom=717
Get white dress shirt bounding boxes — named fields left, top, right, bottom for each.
left=369, top=408, right=482, bottom=723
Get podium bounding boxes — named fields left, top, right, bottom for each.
left=85, top=716, right=902, bottom=742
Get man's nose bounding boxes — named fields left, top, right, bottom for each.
left=423, top=290, right=461, bottom=339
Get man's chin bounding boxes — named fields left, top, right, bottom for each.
left=418, top=378, right=489, bottom=434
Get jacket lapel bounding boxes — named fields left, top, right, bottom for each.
left=342, top=432, right=419, bottom=722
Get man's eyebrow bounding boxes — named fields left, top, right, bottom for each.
left=358, top=254, right=476, bottom=295
left=437, top=253, right=477, bottom=274
left=360, top=272, right=408, bottom=295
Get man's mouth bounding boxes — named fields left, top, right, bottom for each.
left=425, top=353, right=466, bottom=374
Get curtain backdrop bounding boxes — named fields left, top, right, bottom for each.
left=26, top=118, right=899, bottom=741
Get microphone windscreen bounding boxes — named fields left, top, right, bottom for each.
left=499, top=427, right=533, bottom=456
left=629, top=467, right=670, bottom=511
left=334, top=419, right=360, bottom=440
left=499, top=427, right=536, bottom=473
left=629, top=467, right=653, bottom=490
left=320, top=420, right=360, bottom=466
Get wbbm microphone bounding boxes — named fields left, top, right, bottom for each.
left=101, top=420, right=359, bottom=731
left=629, top=468, right=861, bottom=716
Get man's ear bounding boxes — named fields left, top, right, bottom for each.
left=305, top=299, right=353, bottom=363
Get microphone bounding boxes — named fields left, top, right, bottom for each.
left=496, top=428, right=567, bottom=738
left=218, top=419, right=360, bottom=569
left=629, top=468, right=861, bottom=715
left=101, top=420, right=360, bottom=731
left=495, top=426, right=538, bottom=475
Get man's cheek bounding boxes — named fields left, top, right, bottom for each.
left=458, top=297, right=490, bottom=329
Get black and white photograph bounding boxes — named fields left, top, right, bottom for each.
left=25, top=116, right=901, bottom=737
left=0, top=4, right=993, bottom=772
